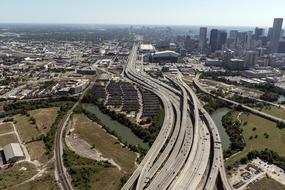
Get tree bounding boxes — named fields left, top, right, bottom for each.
left=277, top=122, right=285, bottom=129
left=260, top=92, right=279, bottom=102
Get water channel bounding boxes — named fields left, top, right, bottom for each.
left=82, top=103, right=149, bottom=149
left=210, top=107, right=231, bottom=151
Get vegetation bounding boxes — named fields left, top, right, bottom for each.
left=43, top=104, right=73, bottom=155
left=0, top=123, right=13, bottom=134
left=0, top=96, right=76, bottom=119
left=63, top=148, right=116, bottom=190
left=230, top=94, right=256, bottom=105
left=73, top=114, right=137, bottom=173
left=259, top=106, right=285, bottom=120
left=222, top=111, right=245, bottom=158
left=198, top=93, right=229, bottom=114
left=202, top=72, right=285, bottom=97
left=225, top=112, right=285, bottom=167
left=0, top=162, right=37, bottom=189
left=248, top=176, right=285, bottom=190
left=80, top=105, right=147, bottom=156
left=277, top=122, right=285, bottom=129
left=0, top=134, right=18, bottom=147
left=260, top=92, right=279, bottom=102
left=7, top=173, right=59, bottom=190
left=29, top=107, right=60, bottom=135
left=14, top=114, right=42, bottom=143
left=234, top=149, right=285, bottom=173
left=82, top=91, right=164, bottom=146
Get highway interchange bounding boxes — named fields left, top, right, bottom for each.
left=122, top=41, right=234, bottom=190
left=54, top=40, right=234, bottom=190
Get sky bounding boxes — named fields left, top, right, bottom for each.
left=0, top=0, right=285, bottom=27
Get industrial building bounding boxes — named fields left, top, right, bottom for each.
left=3, top=143, right=25, bottom=164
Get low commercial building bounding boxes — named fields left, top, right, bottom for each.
left=205, top=58, right=223, bottom=67
left=69, top=80, right=89, bottom=94
left=3, top=143, right=25, bottom=163
left=224, top=59, right=247, bottom=70
left=76, top=67, right=96, bottom=75
left=242, top=69, right=279, bottom=78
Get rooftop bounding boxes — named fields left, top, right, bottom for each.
left=3, top=143, right=24, bottom=161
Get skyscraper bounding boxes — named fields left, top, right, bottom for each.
left=229, top=30, right=238, bottom=40
left=267, top=27, right=273, bottom=40
left=199, top=27, right=207, bottom=53
left=254, top=27, right=265, bottom=40
left=270, top=18, right=283, bottom=53
left=210, top=29, right=218, bottom=52
left=246, top=31, right=253, bottom=50
left=217, top=30, right=227, bottom=50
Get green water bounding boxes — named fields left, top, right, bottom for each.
left=211, top=107, right=231, bottom=151
left=82, top=104, right=149, bottom=149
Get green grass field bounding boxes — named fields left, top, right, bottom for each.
left=248, top=177, right=285, bottom=190
left=14, top=115, right=40, bottom=143
left=225, top=112, right=285, bottom=167
left=0, top=134, right=18, bottom=147
left=73, top=114, right=137, bottom=174
left=0, top=123, right=14, bottom=134
left=259, top=105, right=285, bottom=120
left=0, top=162, right=37, bottom=189
left=13, top=108, right=59, bottom=162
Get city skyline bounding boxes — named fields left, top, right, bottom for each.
left=1, top=0, right=285, bottom=27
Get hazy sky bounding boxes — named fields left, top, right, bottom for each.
left=0, top=0, right=284, bottom=27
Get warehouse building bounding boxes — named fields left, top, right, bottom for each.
left=3, top=143, right=25, bottom=163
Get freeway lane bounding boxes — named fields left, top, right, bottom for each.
left=122, top=41, right=233, bottom=190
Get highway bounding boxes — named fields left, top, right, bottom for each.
left=122, top=40, right=234, bottom=190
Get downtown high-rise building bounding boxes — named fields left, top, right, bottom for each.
left=210, top=29, right=219, bottom=52
left=199, top=27, right=207, bottom=53
left=270, top=18, right=283, bottom=53
left=267, top=27, right=273, bottom=40
left=229, top=30, right=239, bottom=40
left=254, top=27, right=265, bottom=40
left=217, top=30, right=227, bottom=50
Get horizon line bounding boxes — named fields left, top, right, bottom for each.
left=0, top=22, right=272, bottom=29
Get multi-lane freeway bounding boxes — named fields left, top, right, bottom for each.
left=122, top=41, right=233, bottom=190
